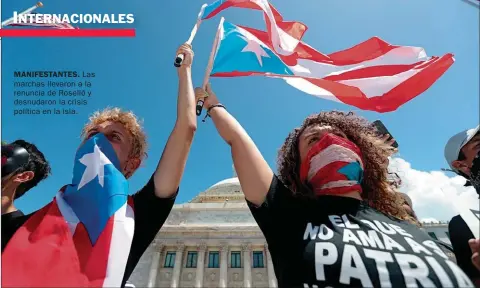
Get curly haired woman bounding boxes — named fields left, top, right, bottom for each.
left=195, top=84, right=474, bottom=288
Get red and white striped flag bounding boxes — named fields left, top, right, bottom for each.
left=201, top=0, right=307, bottom=55
left=210, top=20, right=455, bottom=112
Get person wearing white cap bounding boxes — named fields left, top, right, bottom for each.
left=445, top=124, right=480, bottom=285
left=444, top=125, right=480, bottom=187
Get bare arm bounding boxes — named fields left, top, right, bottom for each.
left=196, top=84, right=273, bottom=206
left=153, top=44, right=197, bottom=198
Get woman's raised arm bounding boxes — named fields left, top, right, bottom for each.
left=195, top=83, right=273, bottom=206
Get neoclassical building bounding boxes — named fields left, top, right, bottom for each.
left=128, top=170, right=277, bottom=288
left=128, top=170, right=453, bottom=287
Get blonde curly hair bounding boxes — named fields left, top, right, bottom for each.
left=81, top=107, right=147, bottom=162
left=277, top=111, right=419, bottom=225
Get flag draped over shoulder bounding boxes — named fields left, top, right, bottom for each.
left=5, top=12, right=75, bottom=29
left=201, top=0, right=306, bottom=54
left=209, top=20, right=454, bottom=112
left=2, top=134, right=134, bottom=287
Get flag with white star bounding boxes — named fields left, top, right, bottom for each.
left=212, top=21, right=294, bottom=76
left=209, top=19, right=454, bottom=113
left=2, top=133, right=135, bottom=287
left=63, top=133, right=129, bottom=244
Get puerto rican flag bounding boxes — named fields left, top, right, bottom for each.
left=201, top=0, right=306, bottom=55
left=2, top=135, right=134, bottom=287
left=300, top=135, right=364, bottom=196
left=210, top=19, right=454, bottom=112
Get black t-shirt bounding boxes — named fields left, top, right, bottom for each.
left=247, top=175, right=475, bottom=288
left=1, top=175, right=176, bottom=287
left=1, top=210, right=29, bottom=251
left=449, top=215, right=480, bottom=281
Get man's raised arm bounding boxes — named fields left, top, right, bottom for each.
left=153, top=44, right=197, bottom=198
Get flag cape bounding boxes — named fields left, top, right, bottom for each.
left=210, top=20, right=454, bottom=112
left=2, top=193, right=135, bottom=287
left=201, top=0, right=306, bottom=54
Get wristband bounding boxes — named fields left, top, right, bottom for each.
left=203, top=104, right=226, bottom=122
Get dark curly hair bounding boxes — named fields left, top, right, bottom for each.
left=9, top=140, right=51, bottom=199
left=277, top=111, right=419, bottom=225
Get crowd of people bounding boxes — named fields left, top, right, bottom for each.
left=2, top=44, right=479, bottom=287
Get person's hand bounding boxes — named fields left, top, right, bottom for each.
left=379, top=134, right=398, bottom=155
left=176, top=43, right=194, bottom=68
left=194, top=83, right=219, bottom=110
left=469, top=238, right=480, bottom=271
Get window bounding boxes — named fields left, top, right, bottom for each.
left=428, top=232, right=438, bottom=240
left=253, top=251, right=264, bottom=268
left=208, top=251, right=219, bottom=268
left=231, top=251, right=241, bottom=268
left=446, top=232, right=450, bottom=239
left=164, top=252, right=176, bottom=268
left=186, top=251, right=198, bottom=268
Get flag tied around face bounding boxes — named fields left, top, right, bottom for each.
left=300, top=133, right=364, bottom=196
left=5, top=12, right=75, bottom=29
left=2, top=134, right=135, bottom=287
left=201, top=0, right=454, bottom=112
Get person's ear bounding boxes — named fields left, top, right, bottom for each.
left=13, top=171, right=34, bottom=184
left=452, top=160, right=471, bottom=176
left=124, top=158, right=141, bottom=178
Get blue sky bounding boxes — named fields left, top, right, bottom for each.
left=2, top=0, right=479, bottom=215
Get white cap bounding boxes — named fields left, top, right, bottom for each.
left=444, top=125, right=480, bottom=173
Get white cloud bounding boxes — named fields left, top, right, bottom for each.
left=388, top=157, right=479, bottom=222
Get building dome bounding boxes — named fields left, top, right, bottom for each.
left=189, top=165, right=244, bottom=203
left=205, top=177, right=242, bottom=194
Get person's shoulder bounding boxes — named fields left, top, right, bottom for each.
left=247, top=174, right=304, bottom=209
left=132, top=174, right=178, bottom=201
left=449, top=214, right=463, bottom=225
left=2, top=210, right=27, bottom=222
left=2, top=210, right=33, bottom=235
left=448, top=214, right=468, bottom=232
left=359, top=203, right=417, bottom=227
left=269, top=174, right=290, bottom=194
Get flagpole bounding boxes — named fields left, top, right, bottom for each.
left=174, top=3, right=207, bottom=67
left=1, top=2, right=43, bottom=27
left=197, top=17, right=224, bottom=117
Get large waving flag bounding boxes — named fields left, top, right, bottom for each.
left=2, top=134, right=134, bottom=287
left=210, top=19, right=454, bottom=112
left=201, top=0, right=306, bottom=55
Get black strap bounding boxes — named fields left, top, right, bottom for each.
left=202, top=104, right=226, bottom=122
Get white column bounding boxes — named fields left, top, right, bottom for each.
left=265, top=243, right=278, bottom=288
left=147, top=240, right=164, bottom=288
left=242, top=243, right=252, bottom=288
left=218, top=243, right=229, bottom=288
left=170, top=242, right=185, bottom=288
left=195, top=242, right=207, bottom=288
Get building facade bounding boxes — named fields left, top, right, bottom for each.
left=422, top=222, right=451, bottom=245
left=129, top=173, right=277, bottom=288
left=129, top=171, right=453, bottom=287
